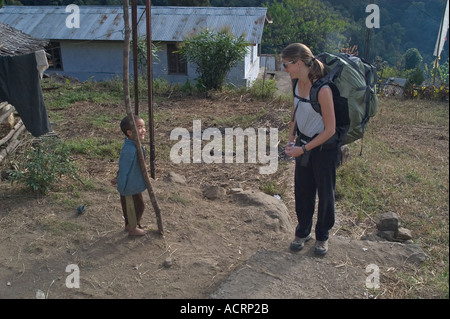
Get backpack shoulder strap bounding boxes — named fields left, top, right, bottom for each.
left=308, top=78, right=327, bottom=114
left=292, top=78, right=309, bottom=103
left=291, top=78, right=310, bottom=123
left=309, top=62, right=345, bottom=114
left=292, top=77, right=326, bottom=119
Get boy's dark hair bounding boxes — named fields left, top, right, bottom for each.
left=120, top=115, right=142, bottom=137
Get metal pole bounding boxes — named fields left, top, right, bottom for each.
left=132, top=0, right=139, bottom=115
left=146, top=0, right=156, bottom=179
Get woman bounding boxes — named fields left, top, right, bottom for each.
left=283, top=43, right=339, bottom=255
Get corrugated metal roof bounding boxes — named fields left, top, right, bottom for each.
left=0, top=6, right=267, bottom=44
left=0, top=22, right=48, bottom=56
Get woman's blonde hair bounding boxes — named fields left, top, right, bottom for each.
left=281, top=43, right=324, bottom=84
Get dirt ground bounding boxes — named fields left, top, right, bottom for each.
left=0, top=72, right=446, bottom=304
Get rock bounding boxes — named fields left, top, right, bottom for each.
left=210, top=236, right=428, bottom=299
left=402, top=243, right=428, bottom=264
left=164, top=172, right=187, bottom=185
left=361, top=232, right=386, bottom=241
left=202, top=185, right=226, bottom=200
left=229, top=188, right=243, bottom=194
left=366, top=213, right=414, bottom=243
left=36, top=289, right=46, bottom=299
left=265, top=217, right=281, bottom=232
left=163, top=257, right=173, bottom=268
left=377, top=230, right=396, bottom=241
left=232, top=190, right=294, bottom=233
left=377, top=212, right=399, bottom=231
left=363, top=227, right=414, bottom=244
left=396, top=227, right=413, bottom=241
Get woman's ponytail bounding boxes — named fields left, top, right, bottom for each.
left=308, top=57, right=325, bottom=84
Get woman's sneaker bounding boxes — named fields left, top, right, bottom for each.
left=314, top=240, right=328, bottom=255
left=290, top=234, right=312, bottom=251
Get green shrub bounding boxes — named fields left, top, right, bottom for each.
left=404, top=84, right=449, bottom=100
left=8, top=138, right=78, bottom=195
left=178, top=29, right=249, bottom=90
left=153, top=78, right=171, bottom=95
left=248, top=78, right=278, bottom=99
left=405, top=67, right=425, bottom=89
left=260, top=179, right=286, bottom=197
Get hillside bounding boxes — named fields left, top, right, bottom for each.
left=2, top=0, right=448, bottom=64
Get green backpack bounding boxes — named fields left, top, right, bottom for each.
left=293, top=52, right=378, bottom=145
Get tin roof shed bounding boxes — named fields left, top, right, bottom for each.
left=0, top=6, right=267, bottom=44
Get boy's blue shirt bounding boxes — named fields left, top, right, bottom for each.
left=117, top=137, right=147, bottom=196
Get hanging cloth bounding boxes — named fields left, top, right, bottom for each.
left=0, top=52, right=51, bottom=137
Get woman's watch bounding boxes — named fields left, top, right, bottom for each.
left=302, top=144, right=308, bottom=153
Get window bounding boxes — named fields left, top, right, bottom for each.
left=167, top=43, right=187, bottom=75
left=46, top=42, right=63, bottom=70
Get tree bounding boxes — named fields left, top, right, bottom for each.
left=404, top=48, right=423, bottom=70
left=178, top=29, right=249, bottom=90
left=168, top=0, right=210, bottom=5
left=325, top=0, right=448, bottom=65
left=405, top=67, right=425, bottom=89
left=261, top=0, right=349, bottom=54
left=4, top=0, right=23, bottom=4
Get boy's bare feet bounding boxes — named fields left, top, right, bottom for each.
left=128, top=227, right=146, bottom=236
left=125, top=225, right=146, bottom=236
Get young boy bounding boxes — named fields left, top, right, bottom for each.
left=112, top=115, right=147, bottom=236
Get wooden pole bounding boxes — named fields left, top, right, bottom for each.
left=131, top=0, right=139, bottom=115
left=122, top=0, right=163, bottom=235
left=433, top=4, right=446, bottom=86
left=146, top=0, right=156, bottom=179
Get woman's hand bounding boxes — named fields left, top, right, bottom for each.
left=285, top=143, right=303, bottom=157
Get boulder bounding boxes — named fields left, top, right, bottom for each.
left=232, top=190, right=294, bottom=234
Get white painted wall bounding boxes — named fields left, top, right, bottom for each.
left=46, top=41, right=260, bottom=87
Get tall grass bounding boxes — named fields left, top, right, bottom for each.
left=337, top=97, right=449, bottom=298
